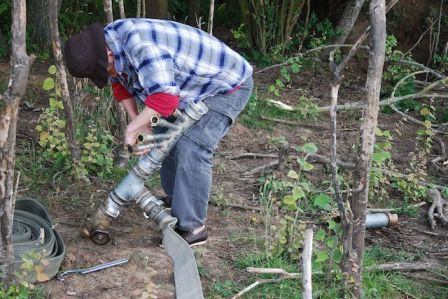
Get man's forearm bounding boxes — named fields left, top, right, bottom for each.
left=120, top=97, right=139, bottom=120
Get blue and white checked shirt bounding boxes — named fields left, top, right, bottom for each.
left=104, top=18, right=253, bottom=110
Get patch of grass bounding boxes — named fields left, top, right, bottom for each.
left=365, top=245, right=419, bottom=264
left=210, top=279, right=239, bottom=298
left=224, top=246, right=446, bottom=298
left=239, top=93, right=318, bottom=130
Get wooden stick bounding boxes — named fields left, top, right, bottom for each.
left=231, top=278, right=281, bottom=299
left=364, top=261, right=442, bottom=272
left=246, top=267, right=300, bottom=278
left=260, top=115, right=326, bottom=129
left=367, top=202, right=426, bottom=213
left=243, top=161, right=279, bottom=176
left=302, top=228, right=313, bottom=299
left=229, top=152, right=278, bottom=160
left=210, top=201, right=262, bottom=212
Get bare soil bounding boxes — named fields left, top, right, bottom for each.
left=3, top=47, right=448, bottom=299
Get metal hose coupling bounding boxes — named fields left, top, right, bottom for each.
left=80, top=209, right=113, bottom=245
left=134, top=188, right=176, bottom=229
left=80, top=196, right=121, bottom=245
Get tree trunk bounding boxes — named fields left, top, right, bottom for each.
left=119, top=0, right=125, bottom=18
left=103, top=0, right=113, bottom=23
left=0, top=0, right=34, bottom=288
left=26, top=0, right=50, bottom=49
left=48, top=0, right=81, bottom=172
left=145, top=0, right=168, bottom=19
left=208, top=0, right=215, bottom=34
left=335, top=0, right=366, bottom=45
left=187, top=0, right=201, bottom=26
left=322, top=0, right=366, bottom=59
left=103, top=0, right=130, bottom=168
left=349, top=0, right=386, bottom=297
left=137, top=0, right=141, bottom=18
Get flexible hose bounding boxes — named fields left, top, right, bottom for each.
left=13, top=198, right=66, bottom=282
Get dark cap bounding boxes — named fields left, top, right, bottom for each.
left=64, top=22, right=108, bottom=88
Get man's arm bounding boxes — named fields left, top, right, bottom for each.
left=119, top=97, right=139, bottom=120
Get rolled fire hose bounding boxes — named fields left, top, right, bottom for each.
left=12, top=198, right=66, bottom=282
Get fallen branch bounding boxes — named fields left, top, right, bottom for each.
left=243, top=161, right=279, bottom=176
left=246, top=267, right=301, bottom=278
left=210, top=201, right=262, bottom=212
left=231, top=278, right=282, bottom=299
left=367, top=202, right=426, bottom=213
left=318, top=70, right=448, bottom=112
left=243, top=260, right=442, bottom=286
left=402, top=272, right=448, bottom=285
left=260, top=115, right=326, bottom=129
left=365, top=261, right=443, bottom=272
left=427, top=188, right=448, bottom=230
left=229, top=152, right=277, bottom=160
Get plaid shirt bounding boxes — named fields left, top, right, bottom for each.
left=105, top=18, right=253, bottom=110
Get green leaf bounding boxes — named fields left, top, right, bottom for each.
left=297, top=157, right=314, bottom=171
left=328, top=220, right=338, bottom=232
left=57, top=119, right=66, bottom=129
left=372, top=152, right=391, bottom=162
left=325, top=236, right=337, bottom=248
left=283, top=195, right=297, bottom=206
left=275, top=79, right=284, bottom=88
left=287, top=169, right=299, bottom=179
left=302, top=143, right=317, bottom=154
left=315, top=250, right=329, bottom=262
left=49, top=98, right=58, bottom=108
left=43, top=78, right=55, bottom=91
left=292, top=186, right=305, bottom=199
left=57, top=100, right=64, bottom=110
left=420, top=107, right=430, bottom=116
left=48, top=65, right=57, bottom=75
left=290, top=63, right=301, bottom=73
left=313, top=193, right=331, bottom=210
left=315, top=229, right=325, bottom=241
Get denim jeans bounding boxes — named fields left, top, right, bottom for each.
left=159, top=77, right=253, bottom=231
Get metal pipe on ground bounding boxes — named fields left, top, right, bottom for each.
left=366, top=213, right=398, bottom=229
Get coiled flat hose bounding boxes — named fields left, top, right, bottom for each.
left=12, top=198, right=65, bottom=282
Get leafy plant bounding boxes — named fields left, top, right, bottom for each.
left=36, top=65, right=115, bottom=179
left=239, top=0, right=305, bottom=55
left=301, top=13, right=340, bottom=50
left=382, top=35, right=419, bottom=110
left=0, top=285, right=30, bottom=299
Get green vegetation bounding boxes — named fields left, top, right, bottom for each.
left=36, top=66, right=115, bottom=179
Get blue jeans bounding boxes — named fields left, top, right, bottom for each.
left=160, top=77, right=253, bottom=231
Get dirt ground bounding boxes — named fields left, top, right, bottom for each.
left=3, top=52, right=448, bottom=299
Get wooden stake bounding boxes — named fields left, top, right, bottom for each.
left=302, top=228, right=313, bottom=299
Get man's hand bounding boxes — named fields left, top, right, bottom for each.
left=125, top=106, right=160, bottom=156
